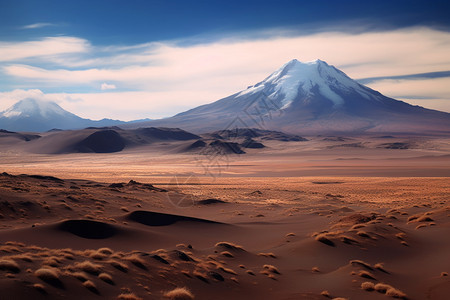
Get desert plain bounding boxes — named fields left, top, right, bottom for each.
left=0, top=133, right=449, bottom=300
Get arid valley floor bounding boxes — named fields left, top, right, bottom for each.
left=0, top=134, right=449, bottom=299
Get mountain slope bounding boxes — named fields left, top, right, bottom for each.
left=0, top=99, right=125, bottom=132
left=126, top=59, right=450, bottom=135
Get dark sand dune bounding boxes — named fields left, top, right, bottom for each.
left=74, top=130, right=125, bottom=153
left=11, top=126, right=202, bottom=154
left=126, top=210, right=222, bottom=226
left=57, top=220, right=120, bottom=239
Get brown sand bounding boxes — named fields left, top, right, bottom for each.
left=0, top=135, right=449, bottom=299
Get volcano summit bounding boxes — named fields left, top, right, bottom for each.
left=128, top=59, right=450, bottom=135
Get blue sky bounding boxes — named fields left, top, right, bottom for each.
left=1, top=0, right=450, bottom=120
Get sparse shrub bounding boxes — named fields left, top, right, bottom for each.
left=361, top=281, right=375, bottom=291
left=415, top=224, right=427, bottom=230
left=374, top=263, right=388, bottom=273
left=263, top=264, right=280, bottom=274
left=350, top=260, right=372, bottom=270
left=0, top=259, right=20, bottom=273
left=75, top=261, right=102, bottom=274
left=214, top=242, right=244, bottom=251
left=109, top=260, right=128, bottom=272
left=71, top=271, right=88, bottom=282
left=386, top=287, right=407, bottom=299
left=42, top=257, right=60, bottom=267
left=14, top=254, right=33, bottom=262
left=315, top=234, right=335, bottom=246
left=321, top=290, right=331, bottom=297
left=374, top=283, right=391, bottom=293
left=83, top=280, right=99, bottom=294
left=124, top=254, right=147, bottom=270
left=220, top=251, right=234, bottom=258
left=35, top=268, right=63, bottom=288
left=117, top=293, right=143, bottom=300
left=359, top=270, right=376, bottom=280
left=416, top=215, right=433, bottom=222
left=441, top=272, right=448, bottom=277
left=99, top=272, right=114, bottom=285
left=258, top=252, right=276, bottom=258
left=163, top=287, right=194, bottom=300
left=246, top=270, right=255, bottom=275
left=98, top=247, right=113, bottom=255
left=33, top=283, right=46, bottom=294
left=357, top=231, right=371, bottom=238
left=218, top=266, right=237, bottom=275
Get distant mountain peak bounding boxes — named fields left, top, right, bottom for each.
left=127, top=58, right=450, bottom=135
left=0, top=98, right=125, bottom=132
left=238, top=58, right=381, bottom=109
left=2, top=98, right=70, bottom=119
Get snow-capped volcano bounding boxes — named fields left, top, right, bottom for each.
left=126, top=59, right=450, bottom=135
left=239, top=59, right=380, bottom=108
left=0, top=99, right=124, bottom=132
left=2, top=99, right=77, bottom=119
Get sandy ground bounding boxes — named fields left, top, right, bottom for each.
left=0, top=135, right=449, bottom=299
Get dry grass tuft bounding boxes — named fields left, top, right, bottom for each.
left=315, top=234, right=335, bottom=247
left=386, top=287, right=407, bottom=299
left=163, top=287, right=194, bottom=300
left=350, top=260, right=373, bottom=270
left=258, top=252, right=277, bottom=258
left=117, top=293, right=143, bottom=300
left=374, top=283, right=391, bottom=293
left=97, top=247, right=113, bottom=255
left=321, top=290, right=331, bottom=297
left=374, top=263, right=389, bottom=273
left=0, top=259, right=20, bottom=273
left=70, top=271, right=88, bottom=282
left=33, top=283, right=47, bottom=294
left=220, top=251, right=234, bottom=258
left=83, top=280, right=99, bottom=294
left=214, top=242, right=245, bottom=251
left=35, top=268, right=63, bottom=288
left=124, top=254, right=147, bottom=270
left=415, top=224, right=427, bottom=230
left=75, top=261, right=102, bottom=275
left=218, top=266, right=237, bottom=275
left=416, top=215, right=433, bottom=222
left=98, top=272, right=114, bottom=285
left=263, top=264, right=280, bottom=274
left=109, top=260, right=128, bottom=272
left=359, top=270, right=376, bottom=280
left=13, top=254, right=33, bottom=262
left=42, top=257, right=61, bottom=267
left=361, top=281, right=375, bottom=291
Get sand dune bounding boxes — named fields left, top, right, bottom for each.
left=0, top=172, right=448, bottom=299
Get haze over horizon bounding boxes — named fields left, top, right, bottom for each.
left=1, top=0, right=450, bottom=121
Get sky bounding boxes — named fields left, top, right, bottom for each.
left=1, top=0, right=450, bottom=120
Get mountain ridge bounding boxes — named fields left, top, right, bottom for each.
left=125, top=59, right=450, bottom=135
left=0, top=99, right=126, bottom=132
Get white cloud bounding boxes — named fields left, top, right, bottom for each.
left=0, top=36, right=89, bottom=62
left=22, top=23, right=54, bottom=29
left=366, top=77, right=450, bottom=112
left=101, top=83, right=116, bottom=90
left=1, top=27, right=450, bottom=118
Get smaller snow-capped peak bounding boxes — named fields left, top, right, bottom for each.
left=1, top=98, right=69, bottom=119
left=238, top=59, right=376, bottom=108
